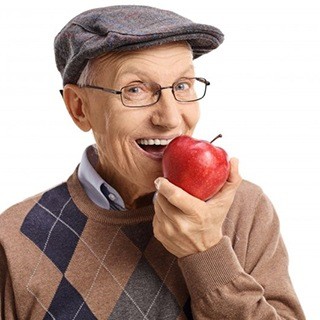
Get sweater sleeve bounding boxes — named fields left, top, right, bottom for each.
left=178, top=192, right=305, bottom=320
left=0, top=242, right=17, bottom=319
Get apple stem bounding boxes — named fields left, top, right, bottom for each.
left=210, top=134, right=222, bottom=144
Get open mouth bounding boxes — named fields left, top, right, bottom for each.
left=136, top=138, right=174, bottom=160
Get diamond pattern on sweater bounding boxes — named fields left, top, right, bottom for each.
left=109, top=256, right=180, bottom=320
left=19, top=182, right=190, bottom=319
left=20, top=184, right=96, bottom=318
left=43, top=276, right=97, bottom=320
left=21, top=183, right=87, bottom=273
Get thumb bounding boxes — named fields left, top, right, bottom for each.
left=154, top=177, right=174, bottom=198
left=154, top=177, right=203, bottom=212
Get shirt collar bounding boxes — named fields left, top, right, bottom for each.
left=78, top=145, right=125, bottom=210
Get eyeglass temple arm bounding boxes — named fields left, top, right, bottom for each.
left=195, top=77, right=210, bottom=86
left=83, top=85, right=121, bottom=95
left=59, top=86, right=121, bottom=98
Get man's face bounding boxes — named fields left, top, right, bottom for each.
left=82, top=42, right=200, bottom=202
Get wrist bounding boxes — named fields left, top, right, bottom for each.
left=178, top=236, right=243, bottom=298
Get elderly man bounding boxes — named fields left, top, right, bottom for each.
left=0, top=5, right=305, bottom=320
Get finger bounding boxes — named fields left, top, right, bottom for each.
left=206, top=158, right=242, bottom=204
left=152, top=203, right=177, bottom=240
left=154, top=192, right=180, bottom=223
left=152, top=212, right=162, bottom=240
left=153, top=193, right=165, bottom=219
left=227, top=158, right=242, bottom=184
left=154, top=177, right=203, bottom=215
left=220, top=158, right=242, bottom=192
left=154, top=193, right=183, bottom=225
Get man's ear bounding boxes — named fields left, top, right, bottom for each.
left=62, top=84, right=91, bottom=132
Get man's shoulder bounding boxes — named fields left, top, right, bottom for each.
left=224, top=179, right=275, bottom=244
left=229, top=179, right=271, bottom=220
left=0, top=193, right=42, bottom=225
left=0, top=182, right=69, bottom=235
left=229, top=179, right=276, bottom=226
left=235, top=179, right=264, bottom=204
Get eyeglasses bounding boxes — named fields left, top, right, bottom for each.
left=79, top=77, right=210, bottom=108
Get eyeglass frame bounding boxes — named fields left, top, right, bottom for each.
left=62, top=77, right=210, bottom=108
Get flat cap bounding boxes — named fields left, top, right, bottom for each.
left=54, top=5, right=224, bottom=86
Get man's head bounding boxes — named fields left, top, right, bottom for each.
left=55, top=6, right=223, bottom=207
left=54, top=5, right=224, bottom=86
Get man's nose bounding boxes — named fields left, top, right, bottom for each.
left=151, top=89, right=182, bottom=129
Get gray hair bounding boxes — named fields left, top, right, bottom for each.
left=77, top=59, right=96, bottom=87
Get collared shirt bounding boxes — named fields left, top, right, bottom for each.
left=78, top=145, right=126, bottom=210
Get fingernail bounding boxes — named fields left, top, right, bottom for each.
left=153, top=192, right=158, bottom=204
left=154, top=178, right=161, bottom=190
left=231, top=157, right=239, bottom=165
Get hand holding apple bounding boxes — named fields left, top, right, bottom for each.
left=162, top=134, right=230, bottom=201
left=153, top=157, right=242, bottom=257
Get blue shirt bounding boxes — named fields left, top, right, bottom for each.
left=78, top=145, right=126, bottom=210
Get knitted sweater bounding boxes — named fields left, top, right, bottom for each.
left=0, top=168, right=305, bottom=319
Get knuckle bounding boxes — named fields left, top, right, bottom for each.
left=189, top=202, right=201, bottom=216
left=175, top=219, right=189, bottom=236
left=168, top=188, right=183, bottom=202
left=154, top=218, right=175, bottom=239
left=202, top=212, right=214, bottom=226
left=214, top=197, right=226, bottom=208
left=153, top=227, right=163, bottom=242
left=164, top=222, right=174, bottom=237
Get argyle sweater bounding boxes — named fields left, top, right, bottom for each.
left=0, top=169, right=305, bottom=319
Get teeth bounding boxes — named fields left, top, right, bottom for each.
left=138, top=138, right=173, bottom=146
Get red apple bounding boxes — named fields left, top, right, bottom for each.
left=162, top=134, right=230, bottom=201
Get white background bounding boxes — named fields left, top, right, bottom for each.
left=0, top=0, right=319, bottom=318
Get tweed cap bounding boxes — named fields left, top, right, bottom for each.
left=54, top=5, right=224, bottom=86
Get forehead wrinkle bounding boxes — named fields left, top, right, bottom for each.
left=117, top=64, right=195, bottom=83
left=114, top=58, right=195, bottom=85
left=93, top=43, right=194, bottom=86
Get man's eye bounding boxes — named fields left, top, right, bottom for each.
left=175, top=82, right=191, bottom=91
left=128, top=86, right=142, bottom=94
